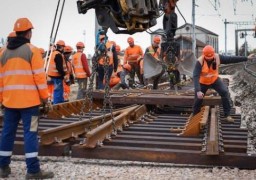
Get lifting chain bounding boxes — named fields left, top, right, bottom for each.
left=102, top=48, right=116, bottom=133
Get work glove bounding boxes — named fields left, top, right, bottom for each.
left=247, top=53, right=256, bottom=61
left=41, top=101, right=53, bottom=115
left=197, top=91, right=204, bottom=99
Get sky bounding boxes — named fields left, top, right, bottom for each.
left=0, top=0, right=255, bottom=56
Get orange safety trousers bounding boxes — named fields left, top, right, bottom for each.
left=48, top=84, right=54, bottom=102
left=63, top=81, right=70, bottom=101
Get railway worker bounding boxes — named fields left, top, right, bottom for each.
left=72, top=42, right=91, bottom=99
left=111, top=64, right=132, bottom=90
left=96, top=35, right=118, bottom=89
left=47, top=40, right=68, bottom=104
left=0, top=17, right=54, bottom=179
left=144, top=35, right=164, bottom=89
left=192, top=45, right=255, bottom=123
left=124, top=37, right=144, bottom=87
left=63, top=45, right=75, bottom=101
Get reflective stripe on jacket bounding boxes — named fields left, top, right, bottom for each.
left=0, top=43, right=48, bottom=108
left=47, top=51, right=67, bottom=77
left=72, top=52, right=87, bottom=78
left=198, top=54, right=220, bottom=85
left=147, top=46, right=161, bottom=59
left=98, top=41, right=114, bottom=65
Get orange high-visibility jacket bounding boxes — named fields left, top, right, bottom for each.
left=0, top=43, right=48, bottom=108
left=198, top=54, right=220, bottom=85
left=47, top=51, right=67, bottom=77
left=98, top=41, right=114, bottom=65
left=72, top=52, right=87, bottom=78
left=147, top=46, right=161, bottom=59
left=124, top=45, right=143, bottom=64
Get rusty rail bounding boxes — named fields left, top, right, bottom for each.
left=206, top=107, right=219, bottom=155
left=83, top=105, right=143, bottom=148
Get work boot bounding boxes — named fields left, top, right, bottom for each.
left=26, top=170, right=54, bottom=179
left=225, top=116, right=234, bottom=123
left=0, top=165, right=11, bottom=178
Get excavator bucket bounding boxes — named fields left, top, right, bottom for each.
left=177, top=51, right=196, bottom=78
left=143, top=53, right=163, bottom=79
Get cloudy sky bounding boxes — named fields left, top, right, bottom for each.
left=0, top=0, right=255, bottom=55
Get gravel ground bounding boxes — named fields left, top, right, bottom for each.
left=3, top=156, right=256, bottom=180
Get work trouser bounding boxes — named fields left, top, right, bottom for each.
left=128, top=62, right=144, bottom=86
left=0, top=106, right=40, bottom=174
left=63, top=80, right=71, bottom=102
left=52, top=77, right=64, bottom=104
left=97, top=64, right=113, bottom=90
left=193, top=77, right=231, bottom=116
left=76, top=78, right=88, bottom=100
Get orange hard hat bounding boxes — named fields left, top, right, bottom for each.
left=76, top=42, right=85, bottom=48
left=13, top=18, right=34, bottom=32
left=123, top=64, right=132, bottom=72
left=8, top=31, right=16, bottom=38
left=56, top=40, right=65, bottom=46
left=203, top=45, right=215, bottom=60
left=115, top=45, right=121, bottom=52
left=127, top=37, right=134, bottom=43
left=64, top=45, right=73, bottom=53
left=39, top=48, right=45, bottom=55
left=153, top=36, right=161, bottom=44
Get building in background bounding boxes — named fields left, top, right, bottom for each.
left=151, top=23, right=219, bottom=58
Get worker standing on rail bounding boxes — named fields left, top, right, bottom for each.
left=47, top=40, right=68, bottom=104
left=124, top=37, right=144, bottom=88
left=0, top=17, right=54, bottom=179
left=96, top=35, right=118, bottom=89
left=72, top=42, right=91, bottom=99
left=144, top=35, right=163, bottom=89
left=192, top=45, right=255, bottom=123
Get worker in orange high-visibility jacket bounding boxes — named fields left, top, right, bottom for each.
left=47, top=40, right=68, bottom=104
left=112, top=64, right=132, bottom=90
left=96, top=35, right=118, bottom=89
left=144, top=35, right=164, bottom=89
left=63, top=45, right=74, bottom=101
left=193, top=45, right=255, bottom=123
left=0, top=17, right=54, bottom=179
left=72, top=42, right=91, bottom=99
left=124, top=37, right=144, bottom=87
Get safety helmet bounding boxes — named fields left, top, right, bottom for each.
left=39, top=48, right=45, bottom=55
left=123, top=64, right=132, bottom=72
left=153, top=36, right=161, bottom=44
left=64, top=45, right=73, bottom=53
left=127, top=37, right=134, bottom=43
left=115, top=45, right=121, bottom=52
left=13, top=18, right=34, bottom=32
left=203, top=45, right=215, bottom=60
left=56, top=40, right=65, bottom=46
left=76, top=42, right=85, bottom=48
left=8, top=31, right=16, bottom=38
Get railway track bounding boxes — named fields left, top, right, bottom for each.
left=1, top=79, right=256, bottom=169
